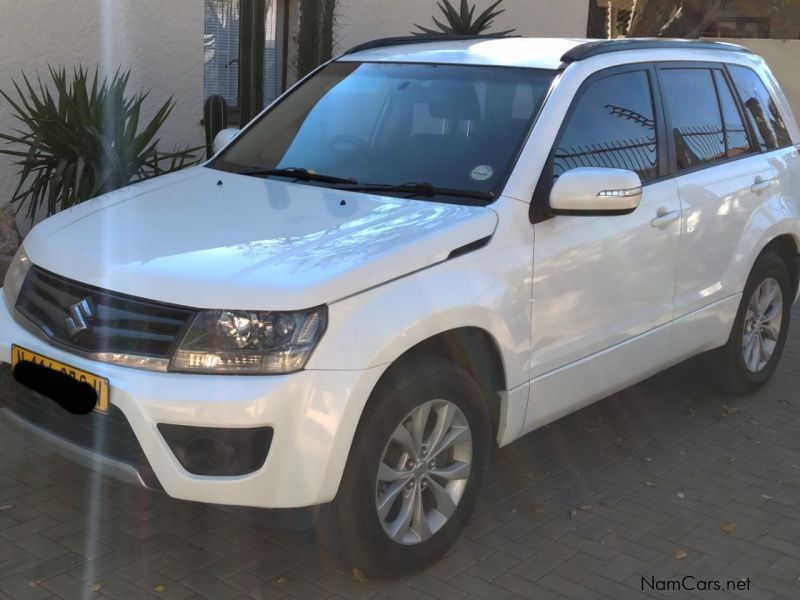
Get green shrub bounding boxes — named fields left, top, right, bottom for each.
left=413, top=0, right=515, bottom=36
left=0, top=66, right=200, bottom=223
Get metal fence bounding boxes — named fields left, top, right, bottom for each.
left=553, top=125, right=750, bottom=178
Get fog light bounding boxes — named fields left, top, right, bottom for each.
left=184, top=436, right=236, bottom=474
left=158, top=424, right=273, bottom=476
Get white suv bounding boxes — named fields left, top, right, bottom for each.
left=2, top=37, right=799, bottom=577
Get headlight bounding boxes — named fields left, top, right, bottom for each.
left=170, top=306, right=327, bottom=374
left=3, top=246, right=31, bottom=308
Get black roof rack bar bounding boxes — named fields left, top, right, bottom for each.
left=343, top=34, right=518, bottom=56
left=561, top=39, right=752, bottom=63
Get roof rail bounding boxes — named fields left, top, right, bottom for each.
left=343, top=34, right=517, bottom=56
left=561, top=38, right=752, bottom=63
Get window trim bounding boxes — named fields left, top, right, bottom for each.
left=530, top=62, right=667, bottom=224
left=654, top=61, right=761, bottom=178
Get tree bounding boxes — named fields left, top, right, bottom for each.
left=586, top=0, right=607, bottom=38
left=626, top=0, right=723, bottom=38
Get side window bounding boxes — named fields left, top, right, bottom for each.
left=713, top=70, right=752, bottom=157
left=728, top=65, right=792, bottom=151
left=659, top=68, right=726, bottom=170
left=553, top=70, right=658, bottom=182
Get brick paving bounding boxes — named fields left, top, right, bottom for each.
left=1, top=308, right=799, bottom=599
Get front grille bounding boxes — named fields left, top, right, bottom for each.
left=0, top=365, right=162, bottom=489
left=16, top=267, right=195, bottom=359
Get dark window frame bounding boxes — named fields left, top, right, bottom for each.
left=654, top=61, right=760, bottom=176
left=530, top=62, right=667, bottom=224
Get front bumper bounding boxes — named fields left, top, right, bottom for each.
left=0, top=294, right=384, bottom=508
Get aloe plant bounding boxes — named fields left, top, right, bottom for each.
left=0, top=66, right=200, bottom=223
left=414, top=0, right=515, bottom=36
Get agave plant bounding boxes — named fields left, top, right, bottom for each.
left=413, top=0, right=515, bottom=36
left=0, top=66, right=200, bottom=223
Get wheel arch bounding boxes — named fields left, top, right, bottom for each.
left=371, top=327, right=508, bottom=442
left=759, top=233, right=800, bottom=300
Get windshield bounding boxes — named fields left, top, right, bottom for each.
left=213, top=61, right=555, bottom=200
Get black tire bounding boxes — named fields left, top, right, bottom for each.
left=330, top=357, right=491, bottom=578
left=702, top=252, right=792, bottom=395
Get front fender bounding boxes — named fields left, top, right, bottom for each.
left=306, top=197, right=533, bottom=391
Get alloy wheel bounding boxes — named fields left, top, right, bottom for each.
left=742, top=277, right=783, bottom=373
left=375, top=399, right=472, bottom=545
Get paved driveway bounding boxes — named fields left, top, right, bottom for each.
left=1, top=309, right=799, bottom=600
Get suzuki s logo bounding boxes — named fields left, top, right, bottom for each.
left=65, top=298, right=95, bottom=337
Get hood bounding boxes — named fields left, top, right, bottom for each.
left=24, top=167, right=498, bottom=309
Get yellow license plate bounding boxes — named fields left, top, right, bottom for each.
left=11, top=345, right=110, bottom=413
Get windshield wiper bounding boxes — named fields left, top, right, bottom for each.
left=240, top=167, right=357, bottom=185
left=337, top=182, right=495, bottom=202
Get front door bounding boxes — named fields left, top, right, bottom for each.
left=524, top=66, right=681, bottom=432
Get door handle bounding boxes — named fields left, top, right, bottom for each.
left=651, top=208, right=680, bottom=228
left=751, top=176, right=772, bottom=194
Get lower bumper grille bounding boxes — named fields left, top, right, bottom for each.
left=0, top=364, right=161, bottom=490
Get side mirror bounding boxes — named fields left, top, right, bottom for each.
left=550, top=167, right=642, bottom=215
left=212, top=128, right=240, bottom=155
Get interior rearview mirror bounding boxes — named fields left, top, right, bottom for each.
left=212, top=128, right=240, bottom=155
left=549, top=167, right=642, bottom=215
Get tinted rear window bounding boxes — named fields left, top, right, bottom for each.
left=728, top=65, right=792, bottom=151
left=660, top=68, right=727, bottom=170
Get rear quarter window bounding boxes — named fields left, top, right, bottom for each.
left=728, top=65, right=792, bottom=151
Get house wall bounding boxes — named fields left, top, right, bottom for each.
left=721, top=38, right=800, bottom=123
left=0, top=0, right=205, bottom=221
left=332, top=0, right=590, bottom=55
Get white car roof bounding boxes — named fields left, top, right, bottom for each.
left=339, top=37, right=751, bottom=71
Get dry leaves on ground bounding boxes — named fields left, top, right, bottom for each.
left=722, top=522, right=738, bottom=534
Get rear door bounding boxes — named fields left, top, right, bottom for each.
left=659, top=63, right=792, bottom=358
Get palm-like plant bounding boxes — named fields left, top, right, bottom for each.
left=413, top=0, right=515, bottom=36
left=0, top=66, right=200, bottom=223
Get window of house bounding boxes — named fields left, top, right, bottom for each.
left=553, top=70, right=658, bottom=182
left=204, top=0, right=281, bottom=111
left=660, top=68, right=727, bottom=170
left=728, top=65, right=792, bottom=151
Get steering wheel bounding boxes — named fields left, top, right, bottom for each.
left=329, top=134, right=378, bottom=162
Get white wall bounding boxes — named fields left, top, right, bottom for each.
left=333, top=0, right=590, bottom=54
left=0, top=0, right=205, bottom=220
